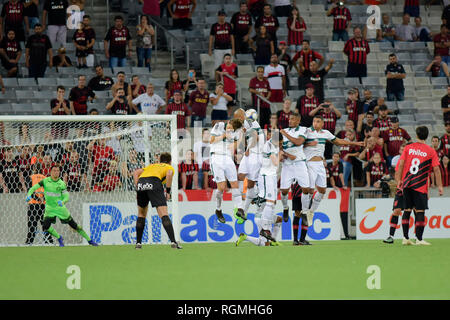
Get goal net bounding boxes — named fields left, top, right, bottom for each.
left=0, top=115, right=179, bottom=247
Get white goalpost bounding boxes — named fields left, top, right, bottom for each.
left=0, top=115, right=179, bottom=246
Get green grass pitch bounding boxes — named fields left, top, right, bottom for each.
left=1, top=239, right=450, bottom=300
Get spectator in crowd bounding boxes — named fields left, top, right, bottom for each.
left=0, top=147, right=27, bottom=193
left=264, top=113, right=278, bottom=136
left=435, top=155, right=450, bottom=187
left=16, top=145, right=32, bottom=188
left=82, top=15, right=95, bottom=67
left=201, top=158, right=217, bottom=190
left=50, top=86, right=70, bottom=139
left=358, top=110, right=375, bottom=139
left=440, top=121, right=450, bottom=157
left=165, top=90, right=191, bottom=130
left=209, top=10, right=235, bottom=70
left=63, top=151, right=89, bottom=192
left=299, top=59, right=334, bottom=103
left=72, top=23, right=88, bottom=68
left=111, top=71, right=132, bottom=102
left=69, top=75, right=96, bottom=115
left=340, top=129, right=361, bottom=186
left=391, top=143, right=405, bottom=169
left=328, top=152, right=346, bottom=190
left=87, top=137, right=115, bottom=187
left=193, top=128, right=210, bottom=187
left=15, top=123, right=34, bottom=146
left=23, top=0, right=40, bottom=30
left=404, top=0, right=420, bottom=18
left=365, top=152, right=389, bottom=188
left=345, top=88, right=363, bottom=129
left=431, top=135, right=444, bottom=159
left=344, top=27, right=370, bottom=78
left=293, top=39, right=324, bottom=90
left=42, top=0, right=69, bottom=48
left=247, top=0, right=265, bottom=21
left=363, top=16, right=380, bottom=42
left=373, top=104, right=392, bottom=136
left=287, top=6, right=306, bottom=54
left=255, top=3, right=279, bottom=44
left=131, top=75, right=146, bottom=102
left=188, top=77, right=209, bottom=127
left=249, top=65, right=271, bottom=126
left=25, top=24, right=52, bottom=79
left=433, top=25, right=450, bottom=64
left=361, top=89, right=377, bottom=114
left=183, top=68, right=197, bottom=105
left=93, top=160, right=122, bottom=192
left=88, top=65, right=114, bottom=91
left=296, top=83, right=320, bottom=127
left=276, top=98, right=292, bottom=129
left=136, top=15, right=154, bottom=71
left=373, top=96, right=387, bottom=115
left=385, top=53, right=406, bottom=101
left=276, top=41, right=293, bottom=88
left=179, top=149, right=199, bottom=190
left=250, top=24, right=274, bottom=65
left=426, top=54, right=450, bottom=77
left=443, top=3, right=450, bottom=29
left=216, top=53, right=238, bottom=117
left=168, top=0, right=196, bottom=30
left=337, top=119, right=361, bottom=140
left=210, top=82, right=232, bottom=126
left=395, top=13, right=417, bottom=41
left=369, top=126, right=386, bottom=148
left=359, top=136, right=384, bottom=166
left=39, top=153, right=54, bottom=176
left=274, top=0, right=293, bottom=17
left=231, top=2, right=253, bottom=54
left=310, top=100, right=341, bottom=159
left=0, top=0, right=28, bottom=42
left=377, top=13, right=396, bottom=47
left=382, top=117, right=411, bottom=167
left=121, top=149, right=144, bottom=190
left=0, top=29, right=21, bottom=77
left=327, top=0, right=352, bottom=41
left=106, top=87, right=138, bottom=115
left=442, top=85, right=450, bottom=123
left=164, top=68, right=183, bottom=104
left=60, top=141, right=74, bottom=164
left=104, top=15, right=132, bottom=68
left=30, top=144, right=45, bottom=166
left=264, top=53, right=285, bottom=103
left=52, top=47, right=72, bottom=68
left=414, top=16, right=432, bottom=42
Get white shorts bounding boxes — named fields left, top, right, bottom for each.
left=238, top=153, right=262, bottom=181
left=280, top=161, right=310, bottom=190
left=307, top=161, right=327, bottom=188
left=210, top=154, right=237, bottom=183
left=258, top=174, right=278, bottom=202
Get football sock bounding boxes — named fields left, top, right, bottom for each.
left=272, top=222, right=281, bottom=240
left=136, top=217, right=146, bottom=244
left=76, top=226, right=91, bottom=242
left=293, top=215, right=300, bottom=241
left=389, top=215, right=399, bottom=237
left=239, top=180, right=244, bottom=196
left=262, top=202, right=275, bottom=230
left=47, top=227, right=60, bottom=239
left=216, top=190, right=223, bottom=210
left=301, top=193, right=311, bottom=212
left=243, top=186, right=256, bottom=213
left=232, top=188, right=243, bottom=209
left=161, top=215, right=176, bottom=243
left=340, top=211, right=349, bottom=238
left=414, top=211, right=425, bottom=241
left=310, top=192, right=324, bottom=213
left=281, top=193, right=289, bottom=209
left=300, top=215, right=308, bottom=241
left=308, top=193, right=313, bottom=209
left=247, top=236, right=265, bottom=246
left=402, top=210, right=412, bottom=239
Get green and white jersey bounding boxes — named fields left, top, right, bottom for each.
left=27, top=177, right=69, bottom=208
left=260, top=140, right=279, bottom=176
left=304, top=127, right=336, bottom=160
left=210, top=122, right=239, bottom=158
left=282, top=126, right=307, bottom=164
left=244, top=119, right=265, bottom=155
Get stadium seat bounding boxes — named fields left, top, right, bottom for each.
left=3, top=78, right=18, bottom=87
left=57, top=78, right=76, bottom=87
left=324, top=89, right=343, bottom=99
left=35, top=91, right=55, bottom=101
left=0, top=103, right=13, bottom=115
left=414, top=77, right=431, bottom=87
left=326, top=78, right=346, bottom=89
left=32, top=103, right=51, bottom=114
left=12, top=103, right=33, bottom=115
left=344, top=78, right=361, bottom=87
left=431, top=77, right=448, bottom=88
left=18, top=78, right=38, bottom=89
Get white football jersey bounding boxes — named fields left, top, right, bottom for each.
left=304, top=127, right=336, bottom=160
left=210, top=122, right=239, bottom=158
left=244, top=119, right=265, bottom=154
left=282, top=126, right=307, bottom=164
left=260, top=140, right=279, bottom=176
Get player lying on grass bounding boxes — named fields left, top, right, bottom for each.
left=235, top=213, right=282, bottom=247
left=26, top=165, right=98, bottom=247
left=133, top=152, right=182, bottom=249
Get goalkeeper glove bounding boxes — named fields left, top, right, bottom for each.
left=57, top=200, right=64, bottom=207
left=26, top=195, right=31, bottom=202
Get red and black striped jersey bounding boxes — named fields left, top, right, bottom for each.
left=179, top=161, right=198, bottom=189
left=231, top=12, right=252, bottom=37
left=344, top=38, right=370, bottom=65
left=373, top=117, right=392, bottom=135
left=165, top=102, right=190, bottom=129
left=276, top=110, right=291, bottom=129
left=439, top=162, right=450, bottom=187
left=346, top=100, right=363, bottom=127
left=404, top=0, right=419, bottom=6
left=340, top=143, right=360, bottom=162
left=201, top=161, right=217, bottom=189
left=330, top=6, right=351, bottom=31
left=297, top=95, right=319, bottom=127
left=327, top=162, right=343, bottom=188
left=382, top=127, right=411, bottom=156
left=440, top=133, right=450, bottom=157
left=0, top=38, right=21, bottom=60
left=255, top=15, right=279, bottom=39
left=0, top=1, right=25, bottom=28
left=111, top=100, right=130, bottom=115
left=73, top=29, right=87, bottom=46
left=174, top=0, right=192, bottom=19
left=366, top=161, right=388, bottom=186
left=292, top=49, right=323, bottom=70
left=249, top=76, right=270, bottom=109
left=321, top=111, right=338, bottom=133
left=287, top=17, right=306, bottom=46
left=210, top=22, right=233, bottom=50
left=291, top=182, right=302, bottom=198
left=165, top=80, right=183, bottom=100
left=399, top=143, right=440, bottom=194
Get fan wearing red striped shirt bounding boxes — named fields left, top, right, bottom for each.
left=326, top=1, right=352, bottom=41
left=404, top=0, right=420, bottom=18
left=382, top=117, right=411, bottom=168
left=344, top=27, right=370, bottom=78
left=287, top=7, right=306, bottom=54
left=395, top=126, right=443, bottom=246
left=179, top=149, right=199, bottom=190
left=165, top=90, right=191, bottom=130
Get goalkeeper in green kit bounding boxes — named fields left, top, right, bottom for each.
left=26, top=165, right=98, bottom=247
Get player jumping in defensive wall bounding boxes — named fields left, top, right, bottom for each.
left=26, top=165, right=98, bottom=247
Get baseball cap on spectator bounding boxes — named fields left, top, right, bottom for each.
left=305, top=83, right=314, bottom=90
left=390, top=116, right=399, bottom=123
left=279, top=41, right=287, bottom=45
left=218, top=10, right=226, bottom=16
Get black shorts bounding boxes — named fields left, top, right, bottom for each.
left=292, top=195, right=302, bottom=211
left=136, top=177, right=167, bottom=208
left=392, top=191, right=405, bottom=210
left=211, top=109, right=228, bottom=120
left=403, top=188, right=428, bottom=211
left=1, top=57, right=17, bottom=71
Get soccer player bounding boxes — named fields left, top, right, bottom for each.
left=303, top=115, right=364, bottom=225
left=395, top=126, right=443, bottom=245
left=234, top=108, right=264, bottom=217
left=210, top=118, right=246, bottom=224
left=133, top=152, right=182, bottom=249
left=26, top=165, right=98, bottom=247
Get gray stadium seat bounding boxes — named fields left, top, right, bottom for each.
left=326, top=78, right=346, bottom=88
left=35, top=91, right=55, bottom=101
left=0, top=103, right=13, bottom=115
left=18, top=78, right=37, bottom=88
left=57, top=78, right=76, bottom=87
left=431, top=77, right=448, bottom=88
left=344, top=78, right=361, bottom=87
left=3, top=78, right=18, bottom=87
left=12, top=103, right=33, bottom=115
left=32, top=103, right=51, bottom=114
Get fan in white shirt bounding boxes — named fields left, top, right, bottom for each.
left=130, top=83, right=166, bottom=115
